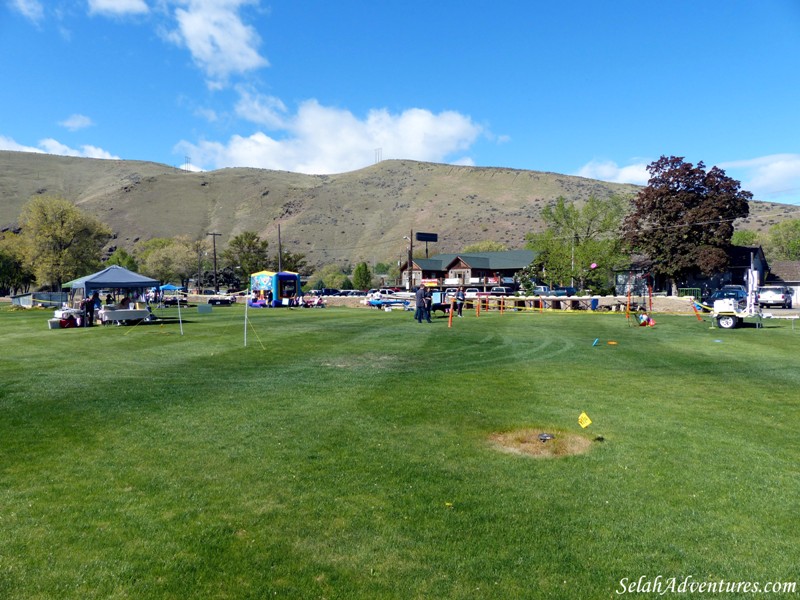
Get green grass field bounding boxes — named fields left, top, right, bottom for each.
left=1, top=304, right=798, bottom=599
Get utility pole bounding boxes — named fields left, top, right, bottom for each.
left=277, top=224, right=283, bottom=272
left=404, top=230, right=414, bottom=290
left=207, top=232, right=221, bottom=292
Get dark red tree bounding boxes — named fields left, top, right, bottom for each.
left=622, top=156, right=752, bottom=289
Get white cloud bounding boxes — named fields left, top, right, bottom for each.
left=10, top=0, right=44, bottom=23
left=0, top=135, right=44, bottom=153
left=176, top=99, right=482, bottom=174
left=234, top=88, right=287, bottom=129
left=59, top=114, right=94, bottom=131
left=576, top=159, right=650, bottom=185
left=167, top=0, right=268, bottom=86
left=38, top=138, right=120, bottom=160
left=718, top=154, right=800, bottom=203
left=88, top=0, right=149, bottom=16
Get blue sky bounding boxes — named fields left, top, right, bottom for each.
left=2, top=0, right=799, bottom=204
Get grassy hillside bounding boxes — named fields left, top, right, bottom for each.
left=1, top=151, right=797, bottom=268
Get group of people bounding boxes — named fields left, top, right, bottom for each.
left=75, top=290, right=152, bottom=327
left=414, top=286, right=467, bottom=323
left=249, top=290, right=326, bottom=308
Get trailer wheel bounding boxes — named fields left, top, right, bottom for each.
left=717, top=315, right=738, bottom=329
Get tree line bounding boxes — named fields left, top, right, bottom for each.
left=2, top=156, right=796, bottom=297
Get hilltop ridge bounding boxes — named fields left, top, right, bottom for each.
left=1, top=151, right=796, bottom=267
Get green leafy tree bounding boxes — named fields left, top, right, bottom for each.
left=525, top=195, right=626, bottom=291
left=135, top=238, right=174, bottom=266
left=462, top=240, right=508, bottom=253
left=221, top=231, right=270, bottom=276
left=352, top=262, right=372, bottom=290
left=169, top=236, right=201, bottom=287
left=106, top=248, right=138, bottom=271
left=18, top=195, right=112, bottom=289
left=731, top=230, right=760, bottom=247
left=269, top=249, right=309, bottom=275
left=765, top=219, right=800, bottom=260
left=310, top=264, right=347, bottom=289
left=622, top=156, right=751, bottom=292
left=141, top=246, right=175, bottom=284
left=137, top=236, right=202, bottom=287
left=0, top=234, right=35, bottom=295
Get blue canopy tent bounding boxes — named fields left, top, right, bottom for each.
left=64, top=265, right=160, bottom=301
left=62, top=265, right=166, bottom=329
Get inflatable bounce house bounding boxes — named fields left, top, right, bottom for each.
left=249, top=271, right=302, bottom=308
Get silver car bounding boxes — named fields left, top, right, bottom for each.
left=757, top=286, right=793, bottom=308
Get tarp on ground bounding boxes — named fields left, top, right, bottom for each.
left=64, top=265, right=160, bottom=295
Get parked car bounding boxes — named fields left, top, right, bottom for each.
left=551, top=286, right=577, bottom=297
left=532, top=285, right=550, bottom=295
left=701, top=288, right=748, bottom=312
left=162, top=296, right=188, bottom=306
left=310, top=288, right=340, bottom=296
left=490, top=286, right=514, bottom=296
left=464, top=288, right=480, bottom=299
left=757, top=286, right=793, bottom=308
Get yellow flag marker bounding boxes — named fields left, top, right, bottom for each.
left=578, top=411, right=592, bottom=428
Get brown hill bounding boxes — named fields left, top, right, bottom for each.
left=1, top=151, right=796, bottom=268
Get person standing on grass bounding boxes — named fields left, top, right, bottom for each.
left=455, top=288, right=465, bottom=317
left=415, top=285, right=426, bottom=323
left=423, top=286, right=433, bottom=323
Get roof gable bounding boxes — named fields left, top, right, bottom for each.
left=766, top=260, right=800, bottom=283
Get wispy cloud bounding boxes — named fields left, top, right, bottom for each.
left=718, top=154, right=800, bottom=203
left=0, top=135, right=43, bottom=153
left=59, top=114, right=94, bottom=131
left=10, top=0, right=44, bottom=23
left=39, top=138, right=119, bottom=159
left=577, top=155, right=800, bottom=204
left=576, top=159, right=650, bottom=186
left=87, top=0, right=150, bottom=17
left=0, top=135, right=118, bottom=160
left=177, top=99, right=482, bottom=174
left=166, top=0, right=268, bottom=87
left=234, top=88, right=288, bottom=129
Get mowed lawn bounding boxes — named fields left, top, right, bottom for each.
left=1, top=304, right=798, bottom=599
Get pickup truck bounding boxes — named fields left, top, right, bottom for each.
left=489, top=286, right=514, bottom=296
left=551, top=286, right=577, bottom=297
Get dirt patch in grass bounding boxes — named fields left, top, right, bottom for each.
left=489, top=428, right=595, bottom=458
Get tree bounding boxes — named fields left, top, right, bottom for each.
left=309, top=263, right=347, bottom=290
left=107, top=248, right=138, bottom=271
left=462, top=240, right=508, bottom=253
left=765, top=219, right=800, bottom=260
left=269, top=249, right=309, bottom=275
left=524, top=195, right=626, bottom=292
left=137, top=236, right=203, bottom=287
left=17, top=196, right=112, bottom=289
left=731, top=230, right=760, bottom=247
left=622, top=156, right=751, bottom=292
left=352, top=262, right=372, bottom=290
left=221, top=231, right=270, bottom=277
left=0, top=234, right=35, bottom=295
